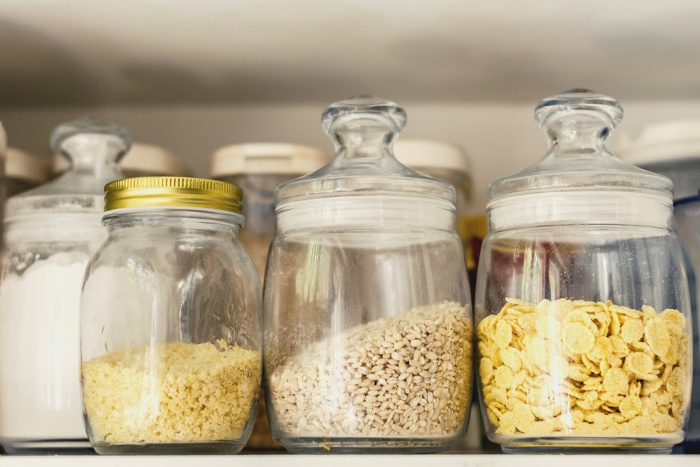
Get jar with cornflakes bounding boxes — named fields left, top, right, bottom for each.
left=80, top=177, right=262, bottom=455
left=475, top=89, right=692, bottom=453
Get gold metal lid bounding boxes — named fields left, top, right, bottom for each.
left=104, top=177, right=243, bottom=213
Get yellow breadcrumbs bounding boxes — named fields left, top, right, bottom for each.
left=82, top=341, right=260, bottom=444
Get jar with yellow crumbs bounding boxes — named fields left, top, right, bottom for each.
left=475, top=90, right=692, bottom=453
left=80, top=177, right=262, bottom=455
left=264, top=96, right=473, bottom=453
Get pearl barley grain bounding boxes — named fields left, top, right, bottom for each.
left=269, top=302, right=472, bottom=438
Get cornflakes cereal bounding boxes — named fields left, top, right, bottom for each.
left=500, top=348, right=523, bottom=373
left=477, top=298, right=688, bottom=438
left=495, top=320, right=513, bottom=349
left=480, top=357, right=494, bottom=384
left=620, top=319, right=644, bottom=344
left=562, top=322, right=595, bottom=354
left=494, top=366, right=514, bottom=388
left=603, top=368, right=629, bottom=395
left=625, top=352, right=653, bottom=377
left=645, top=319, right=671, bottom=357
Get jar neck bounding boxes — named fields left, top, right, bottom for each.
left=488, top=190, right=673, bottom=231
left=276, top=195, right=456, bottom=233
left=103, top=207, right=244, bottom=234
left=4, top=212, right=105, bottom=244
left=544, top=112, right=612, bottom=156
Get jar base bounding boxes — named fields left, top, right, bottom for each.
left=1, top=438, right=93, bottom=454
left=275, top=436, right=454, bottom=454
left=492, top=433, right=683, bottom=453
left=91, top=440, right=247, bottom=455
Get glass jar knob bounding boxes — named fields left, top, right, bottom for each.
left=535, top=88, right=623, bottom=156
left=321, top=95, right=406, bottom=164
left=51, top=116, right=132, bottom=176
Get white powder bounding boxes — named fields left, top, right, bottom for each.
left=0, top=253, right=90, bottom=441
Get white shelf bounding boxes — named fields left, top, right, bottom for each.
left=0, top=454, right=699, bottom=467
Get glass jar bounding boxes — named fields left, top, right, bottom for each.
left=670, top=197, right=700, bottom=453
left=81, top=177, right=262, bottom=455
left=475, top=90, right=692, bottom=453
left=616, top=119, right=700, bottom=452
left=264, top=96, right=473, bottom=453
left=0, top=116, right=130, bottom=453
left=210, top=142, right=329, bottom=450
left=393, top=139, right=482, bottom=451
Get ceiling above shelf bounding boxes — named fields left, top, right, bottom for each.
left=2, top=0, right=700, bottom=106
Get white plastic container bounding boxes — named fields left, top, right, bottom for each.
left=210, top=143, right=330, bottom=281
left=53, top=142, right=189, bottom=178
left=616, top=119, right=700, bottom=199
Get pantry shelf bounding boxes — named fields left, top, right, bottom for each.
left=1, top=454, right=699, bottom=466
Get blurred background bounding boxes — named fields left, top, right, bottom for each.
left=1, top=0, right=700, bottom=211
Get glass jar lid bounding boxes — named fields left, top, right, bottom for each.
left=487, top=89, right=673, bottom=230
left=104, top=177, right=243, bottom=214
left=5, top=116, right=131, bottom=220
left=274, top=96, right=455, bottom=206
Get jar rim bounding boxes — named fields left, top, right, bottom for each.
left=102, top=205, right=245, bottom=225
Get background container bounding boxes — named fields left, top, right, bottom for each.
left=616, top=119, right=700, bottom=199
left=4, top=148, right=51, bottom=197
left=210, top=143, right=329, bottom=281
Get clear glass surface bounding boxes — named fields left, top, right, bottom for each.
left=475, top=90, right=692, bottom=453
left=81, top=208, right=262, bottom=455
left=0, top=117, right=131, bottom=453
left=220, top=172, right=307, bottom=451
left=671, top=197, right=700, bottom=453
left=264, top=97, right=472, bottom=453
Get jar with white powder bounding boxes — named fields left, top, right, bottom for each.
left=0, top=116, right=131, bottom=453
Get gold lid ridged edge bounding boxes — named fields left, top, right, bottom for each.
left=104, top=176, right=243, bottom=213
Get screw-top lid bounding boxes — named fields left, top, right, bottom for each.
left=487, top=89, right=673, bottom=231
left=6, top=147, right=51, bottom=184
left=275, top=96, right=455, bottom=206
left=53, top=142, right=190, bottom=177
left=104, top=177, right=243, bottom=214
left=210, top=143, right=329, bottom=176
left=394, top=139, right=470, bottom=175
left=5, top=116, right=132, bottom=220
